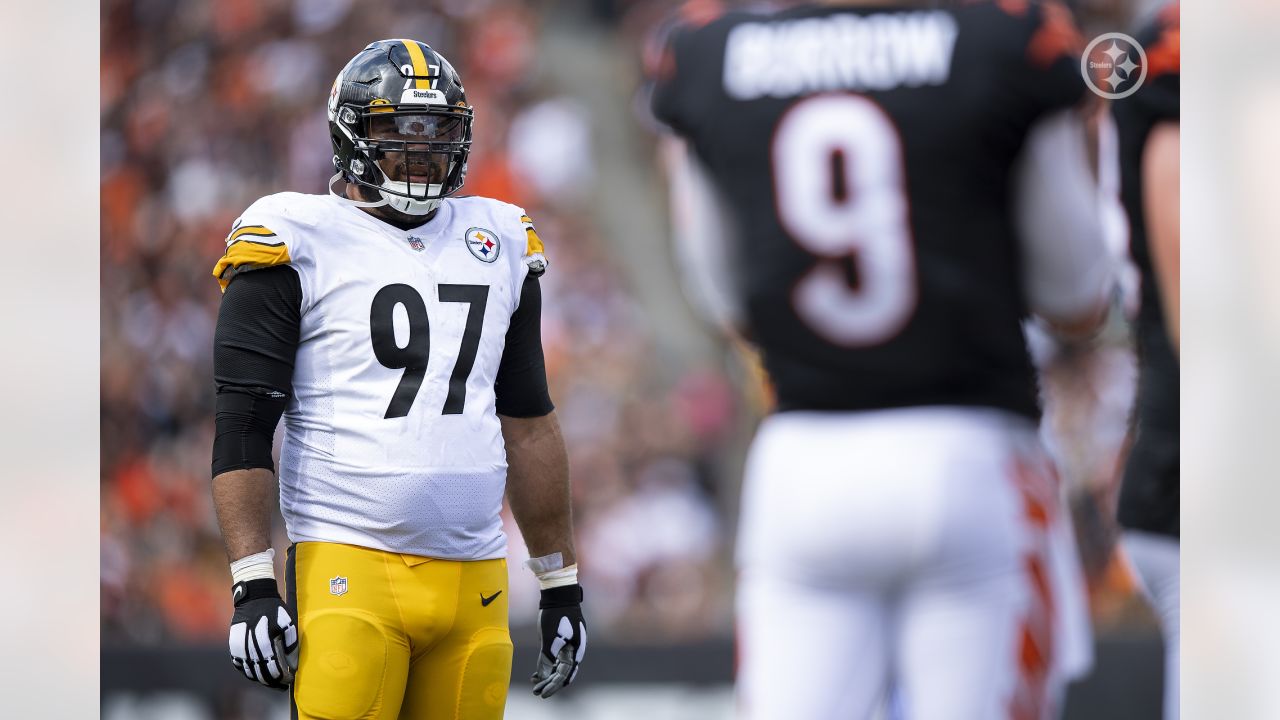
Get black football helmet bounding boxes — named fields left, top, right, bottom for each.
left=327, top=39, right=474, bottom=216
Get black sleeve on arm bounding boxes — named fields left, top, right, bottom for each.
left=495, top=276, right=555, bottom=418
left=212, top=265, right=302, bottom=477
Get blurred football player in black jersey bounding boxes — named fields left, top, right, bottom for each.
left=651, top=1, right=1116, bottom=718
left=1113, top=4, right=1179, bottom=719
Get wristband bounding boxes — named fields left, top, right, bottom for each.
left=535, top=564, right=578, bottom=590
left=538, top=581, right=584, bottom=608
left=524, top=552, right=564, bottom=575
left=230, top=548, right=276, bottom=585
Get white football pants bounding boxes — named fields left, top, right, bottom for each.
left=1122, top=531, right=1179, bottom=720
left=736, top=408, right=1092, bottom=720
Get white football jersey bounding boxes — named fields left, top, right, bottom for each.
left=217, top=191, right=548, bottom=560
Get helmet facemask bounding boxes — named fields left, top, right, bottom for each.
left=333, top=102, right=473, bottom=216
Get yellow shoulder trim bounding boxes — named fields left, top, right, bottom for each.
left=519, top=215, right=545, bottom=256
left=525, top=227, right=545, bottom=256
left=226, top=225, right=277, bottom=243
left=212, top=236, right=291, bottom=292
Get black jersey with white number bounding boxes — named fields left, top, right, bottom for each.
left=652, top=1, right=1087, bottom=419
left=1115, top=4, right=1180, bottom=538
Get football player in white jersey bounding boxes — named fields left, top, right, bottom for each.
left=209, top=40, right=586, bottom=719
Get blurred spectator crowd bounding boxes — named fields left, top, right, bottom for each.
left=101, top=0, right=737, bottom=646
left=102, top=0, right=1155, bottom=651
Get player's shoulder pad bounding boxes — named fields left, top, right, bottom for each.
left=212, top=192, right=325, bottom=292
left=450, top=196, right=548, bottom=278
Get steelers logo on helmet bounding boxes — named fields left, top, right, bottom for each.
left=328, top=77, right=341, bottom=113
left=326, top=39, right=474, bottom=216
left=464, top=227, right=501, bottom=263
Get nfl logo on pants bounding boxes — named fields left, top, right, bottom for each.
left=330, top=576, right=348, bottom=596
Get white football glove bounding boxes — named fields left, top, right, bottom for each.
left=228, top=578, right=299, bottom=690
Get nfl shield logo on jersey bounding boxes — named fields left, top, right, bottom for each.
left=407, top=236, right=425, bottom=252
left=329, top=576, right=348, bottom=596
left=464, top=227, right=501, bottom=263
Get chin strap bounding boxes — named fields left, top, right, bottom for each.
left=328, top=172, right=389, bottom=208
left=329, top=172, right=440, bottom=216
left=386, top=195, right=440, bottom=217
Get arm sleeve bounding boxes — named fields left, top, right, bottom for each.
left=1014, top=109, right=1115, bottom=323
left=495, top=276, right=555, bottom=418
left=212, top=265, right=302, bottom=476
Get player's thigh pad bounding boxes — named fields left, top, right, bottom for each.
left=400, top=558, right=512, bottom=720
left=396, top=632, right=512, bottom=717
left=457, top=627, right=514, bottom=719
left=400, top=629, right=513, bottom=720
left=289, top=542, right=410, bottom=720
left=294, top=608, right=395, bottom=719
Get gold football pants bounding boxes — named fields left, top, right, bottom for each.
left=285, top=542, right=512, bottom=720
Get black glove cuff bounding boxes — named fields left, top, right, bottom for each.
left=233, top=577, right=281, bottom=606
left=539, top=583, right=583, bottom=609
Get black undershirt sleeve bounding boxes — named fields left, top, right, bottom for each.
left=495, top=276, right=555, bottom=418
left=212, top=266, right=302, bottom=477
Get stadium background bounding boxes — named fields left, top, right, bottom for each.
left=100, top=0, right=1165, bottom=717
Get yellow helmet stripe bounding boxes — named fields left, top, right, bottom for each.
left=400, top=40, right=431, bottom=90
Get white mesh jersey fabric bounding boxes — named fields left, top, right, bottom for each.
left=234, top=191, right=535, bottom=559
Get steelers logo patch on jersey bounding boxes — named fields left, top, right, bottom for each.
left=464, top=227, right=501, bottom=263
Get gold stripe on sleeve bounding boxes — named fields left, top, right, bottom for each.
left=226, top=225, right=278, bottom=244
left=212, top=240, right=292, bottom=292
left=525, top=227, right=545, bottom=256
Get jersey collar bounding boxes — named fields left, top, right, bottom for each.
left=337, top=195, right=453, bottom=242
